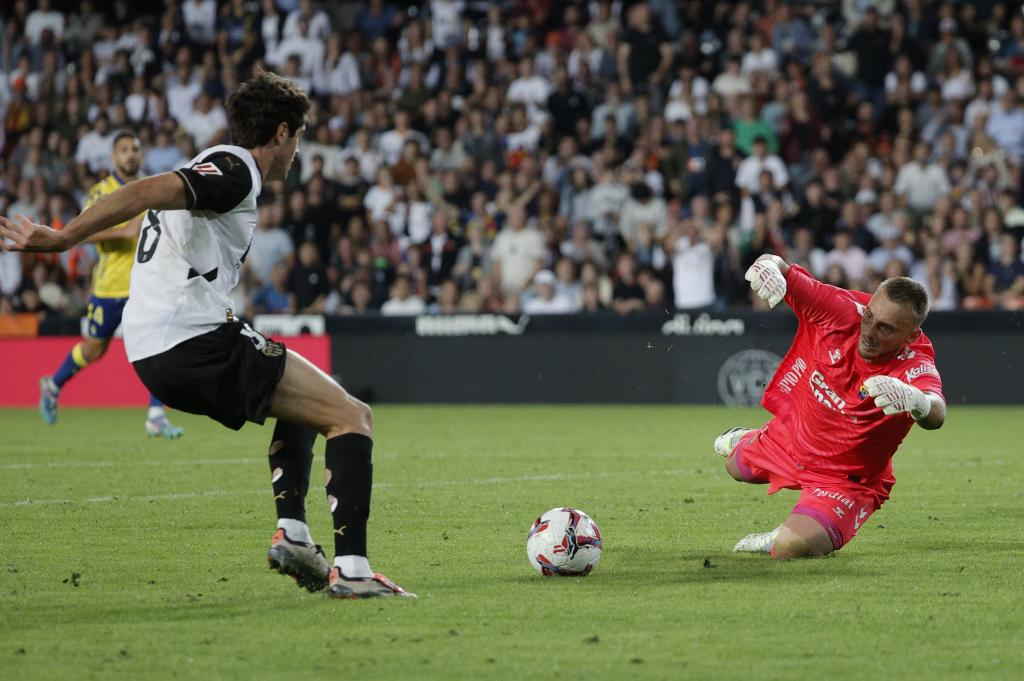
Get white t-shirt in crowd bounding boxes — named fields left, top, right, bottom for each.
left=182, top=0, right=217, bottom=44
left=735, top=154, right=789, bottom=193
left=523, top=293, right=574, bottom=314
left=491, top=227, right=546, bottom=294
left=894, top=161, right=950, bottom=211
left=381, top=296, right=427, bottom=316
left=25, top=9, right=64, bottom=45
left=672, top=238, right=716, bottom=309
left=181, top=105, right=228, bottom=149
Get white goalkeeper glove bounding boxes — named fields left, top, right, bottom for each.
left=862, top=375, right=932, bottom=420
left=744, top=255, right=787, bottom=308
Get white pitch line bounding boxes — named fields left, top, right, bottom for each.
left=0, top=468, right=694, bottom=508
left=0, top=458, right=262, bottom=470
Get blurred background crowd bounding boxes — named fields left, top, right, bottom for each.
left=2, top=0, right=1024, bottom=320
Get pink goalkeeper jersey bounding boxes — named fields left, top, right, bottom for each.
left=761, top=265, right=945, bottom=484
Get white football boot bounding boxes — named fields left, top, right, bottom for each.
left=733, top=526, right=783, bottom=554
left=713, top=427, right=755, bottom=458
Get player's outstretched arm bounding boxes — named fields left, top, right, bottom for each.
left=0, top=173, right=188, bottom=253
left=863, top=376, right=946, bottom=430
left=744, top=254, right=790, bottom=308
left=86, top=215, right=144, bottom=244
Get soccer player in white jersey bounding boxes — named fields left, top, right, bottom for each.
left=0, top=72, right=412, bottom=599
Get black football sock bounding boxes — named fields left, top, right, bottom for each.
left=324, top=433, right=373, bottom=558
left=268, top=420, right=316, bottom=523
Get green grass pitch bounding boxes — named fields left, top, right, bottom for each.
left=2, top=405, right=1023, bottom=680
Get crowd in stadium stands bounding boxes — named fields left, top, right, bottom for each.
left=3, top=0, right=1024, bottom=320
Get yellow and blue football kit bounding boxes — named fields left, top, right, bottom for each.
left=41, top=172, right=183, bottom=437
left=84, top=172, right=137, bottom=337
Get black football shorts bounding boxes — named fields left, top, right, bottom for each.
left=133, top=322, right=287, bottom=430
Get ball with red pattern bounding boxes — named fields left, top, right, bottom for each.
left=526, top=507, right=602, bottom=576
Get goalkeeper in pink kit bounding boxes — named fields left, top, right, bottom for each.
left=715, top=255, right=946, bottom=559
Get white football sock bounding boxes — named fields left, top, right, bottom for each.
left=277, top=518, right=313, bottom=545
left=335, top=555, right=372, bottom=578
left=147, top=406, right=165, bottom=421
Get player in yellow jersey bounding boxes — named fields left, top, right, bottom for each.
left=39, top=131, right=184, bottom=438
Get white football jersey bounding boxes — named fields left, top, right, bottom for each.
left=123, top=144, right=263, bottom=361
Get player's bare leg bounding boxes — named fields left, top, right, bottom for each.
left=770, top=514, right=835, bottom=559
left=714, top=428, right=767, bottom=484
left=734, top=514, right=834, bottom=558
left=268, top=350, right=414, bottom=598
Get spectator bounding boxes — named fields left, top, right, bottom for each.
left=419, top=207, right=460, bottom=286
left=986, top=91, right=1024, bottom=163
left=428, top=278, right=462, bottom=315
left=711, top=54, right=751, bottom=101
left=990, top=232, right=1024, bottom=295
left=735, top=135, right=788, bottom=195
left=523, top=269, right=573, bottom=314
left=288, top=242, right=329, bottom=313
left=283, top=0, right=331, bottom=42
left=0, top=249, right=22, bottom=300
left=617, top=2, right=673, bottom=95
left=560, top=220, right=608, bottom=271
left=180, top=91, right=227, bottom=149
left=381, top=275, right=427, bottom=316
left=825, top=229, right=869, bottom=287
left=249, top=204, right=295, bottom=285
left=182, top=0, right=217, bottom=45
left=491, top=205, right=546, bottom=297
left=251, top=263, right=294, bottom=314
left=848, top=7, right=890, bottom=114
left=733, top=98, right=778, bottom=156
left=669, top=219, right=716, bottom=310
left=868, top=228, right=915, bottom=275
left=25, top=0, right=64, bottom=46
left=74, top=113, right=114, bottom=176
left=895, top=141, right=951, bottom=213
left=610, top=252, right=645, bottom=315
left=619, top=183, right=667, bottom=248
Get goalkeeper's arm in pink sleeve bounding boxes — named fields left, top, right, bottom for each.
left=783, top=262, right=857, bottom=326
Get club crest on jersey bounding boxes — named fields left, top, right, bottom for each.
left=828, top=348, right=842, bottom=364
left=261, top=340, right=285, bottom=357
left=192, top=161, right=222, bottom=176
left=897, top=347, right=916, bottom=360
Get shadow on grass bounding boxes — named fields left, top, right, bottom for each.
left=501, top=547, right=884, bottom=588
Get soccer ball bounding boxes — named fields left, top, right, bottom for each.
left=526, top=507, right=602, bottom=576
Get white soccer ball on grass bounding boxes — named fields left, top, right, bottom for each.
left=526, top=507, right=602, bottom=576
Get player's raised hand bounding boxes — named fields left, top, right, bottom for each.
left=0, top=214, right=67, bottom=253
left=744, top=255, right=788, bottom=308
left=862, top=375, right=932, bottom=420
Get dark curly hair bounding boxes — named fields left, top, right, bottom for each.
left=226, top=72, right=310, bottom=148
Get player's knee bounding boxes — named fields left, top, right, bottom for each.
left=328, top=398, right=372, bottom=438
left=353, top=400, right=373, bottom=435
left=82, top=342, right=107, bottom=362
left=268, top=440, right=284, bottom=456
left=361, top=402, right=374, bottom=433
left=724, top=457, right=746, bottom=482
left=771, top=534, right=832, bottom=560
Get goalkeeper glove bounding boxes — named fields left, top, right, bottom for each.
left=862, top=375, right=932, bottom=420
left=744, top=255, right=787, bottom=308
